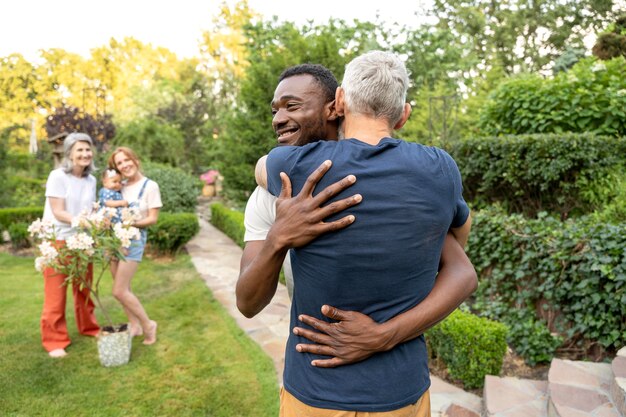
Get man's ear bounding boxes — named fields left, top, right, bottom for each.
left=335, top=87, right=345, bottom=117
left=393, top=103, right=412, bottom=130
left=324, top=99, right=338, bottom=121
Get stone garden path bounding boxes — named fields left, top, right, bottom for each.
left=185, top=200, right=625, bottom=417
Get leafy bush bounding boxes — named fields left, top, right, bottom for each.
left=468, top=206, right=626, bottom=362
left=479, top=56, right=626, bottom=136
left=148, top=213, right=199, bottom=255
left=210, top=203, right=245, bottom=248
left=142, top=162, right=201, bottom=213
left=451, top=133, right=626, bottom=218
left=113, top=118, right=185, bottom=168
left=7, top=222, right=30, bottom=249
left=427, top=309, right=508, bottom=389
left=4, top=176, right=46, bottom=208
left=0, top=207, right=44, bottom=232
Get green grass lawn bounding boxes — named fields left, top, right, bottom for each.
left=0, top=252, right=279, bottom=417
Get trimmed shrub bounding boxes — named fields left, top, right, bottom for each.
left=468, top=206, right=626, bottom=363
left=142, top=162, right=201, bottom=213
left=148, top=212, right=199, bottom=255
left=210, top=203, right=245, bottom=248
left=5, top=176, right=46, bottom=208
left=427, top=309, right=508, bottom=389
left=451, top=133, right=626, bottom=218
left=479, top=56, right=626, bottom=136
left=0, top=207, right=44, bottom=232
left=8, top=222, right=31, bottom=249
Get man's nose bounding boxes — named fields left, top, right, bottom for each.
left=272, top=109, right=288, bottom=129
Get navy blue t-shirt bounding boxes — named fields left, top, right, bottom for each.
left=266, top=138, right=469, bottom=412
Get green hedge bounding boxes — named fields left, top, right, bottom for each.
left=451, top=133, right=626, bottom=218
left=468, top=206, right=626, bottom=364
left=479, top=56, right=626, bottom=136
left=3, top=176, right=46, bottom=208
left=210, top=203, right=245, bottom=248
left=148, top=212, right=200, bottom=255
left=8, top=222, right=30, bottom=249
left=427, top=309, right=508, bottom=389
left=143, top=162, right=201, bottom=213
left=0, top=207, right=43, bottom=232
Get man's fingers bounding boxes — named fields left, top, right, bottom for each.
left=295, top=342, right=335, bottom=356
left=279, top=172, right=292, bottom=199
left=293, top=326, right=333, bottom=345
left=312, top=175, right=357, bottom=205
left=316, top=194, right=362, bottom=220
left=321, top=304, right=350, bottom=321
left=300, top=160, right=332, bottom=196
left=310, top=357, right=347, bottom=368
left=297, top=314, right=332, bottom=333
left=312, top=215, right=356, bottom=235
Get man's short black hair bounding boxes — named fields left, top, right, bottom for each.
left=278, top=64, right=338, bottom=104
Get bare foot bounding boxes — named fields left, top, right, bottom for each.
left=129, top=323, right=143, bottom=337
left=143, top=321, right=157, bottom=345
left=49, top=348, right=67, bottom=358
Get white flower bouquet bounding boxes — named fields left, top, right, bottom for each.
left=29, top=204, right=141, bottom=327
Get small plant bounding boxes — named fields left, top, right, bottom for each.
left=8, top=222, right=30, bottom=249
left=28, top=205, right=141, bottom=327
left=427, top=309, right=508, bottom=389
left=200, top=169, right=220, bottom=185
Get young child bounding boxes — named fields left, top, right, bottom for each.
left=99, top=169, right=128, bottom=223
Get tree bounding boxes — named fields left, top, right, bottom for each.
left=593, top=14, right=626, bottom=60
left=45, top=105, right=115, bottom=152
left=431, top=0, right=617, bottom=74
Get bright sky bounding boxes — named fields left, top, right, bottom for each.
left=1, top=0, right=431, bottom=62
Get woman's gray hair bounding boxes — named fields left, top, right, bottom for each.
left=341, top=50, right=409, bottom=128
left=61, top=132, right=96, bottom=177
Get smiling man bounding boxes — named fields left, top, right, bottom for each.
left=236, top=63, right=476, bottom=412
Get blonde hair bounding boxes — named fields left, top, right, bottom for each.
left=108, top=147, right=142, bottom=175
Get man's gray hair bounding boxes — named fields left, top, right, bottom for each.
left=61, top=132, right=96, bottom=177
left=341, top=50, right=409, bottom=128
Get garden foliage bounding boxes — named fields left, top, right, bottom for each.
left=427, top=309, right=508, bottom=389
left=8, top=222, right=30, bottom=249
left=479, top=57, right=626, bottom=136
left=149, top=213, right=200, bottom=255
left=468, top=206, right=626, bottom=364
left=451, top=133, right=626, bottom=218
left=0, top=207, right=43, bottom=233
left=142, top=162, right=201, bottom=213
left=210, top=203, right=244, bottom=248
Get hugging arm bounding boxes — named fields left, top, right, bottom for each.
left=104, top=200, right=128, bottom=208
left=236, top=160, right=362, bottom=318
left=293, top=232, right=477, bottom=367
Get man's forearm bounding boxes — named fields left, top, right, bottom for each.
left=236, top=237, right=288, bottom=318
left=377, top=257, right=477, bottom=350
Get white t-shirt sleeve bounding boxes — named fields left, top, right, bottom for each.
left=145, top=181, right=163, bottom=209
left=45, top=169, right=67, bottom=198
left=244, top=186, right=277, bottom=242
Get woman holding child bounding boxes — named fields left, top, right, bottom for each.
left=107, top=147, right=161, bottom=345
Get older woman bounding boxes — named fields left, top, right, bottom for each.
left=41, top=132, right=100, bottom=358
left=108, top=147, right=160, bottom=345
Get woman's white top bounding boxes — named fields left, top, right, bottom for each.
left=121, top=176, right=162, bottom=220
left=43, top=168, right=96, bottom=240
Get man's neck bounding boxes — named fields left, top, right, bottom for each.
left=342, top=113, right=393, bottom=145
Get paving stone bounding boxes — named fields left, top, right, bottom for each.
left=484, top=375, right=547, bottom=416
left=548, top=359, right=619, bottom=417
left=613, top=357, right=626, bottom=378
left=610, top=377, right=626, bottom=417
left=549, top=359, right=612, bottom=389
left=430, top=376, right=481, bottom=417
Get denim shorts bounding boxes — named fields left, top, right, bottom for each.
left=125, top=229, right=148, bottom=262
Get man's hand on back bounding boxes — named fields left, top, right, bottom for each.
left=268, top=160, right=362, bottom=250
